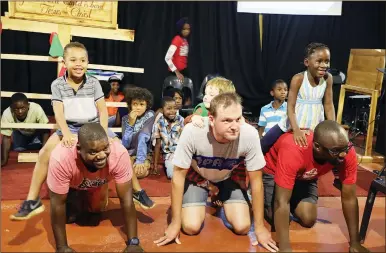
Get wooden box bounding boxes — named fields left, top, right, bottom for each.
left=346, top=49, right=385, bottom=91
left=8, top=1, right=118, bottom=29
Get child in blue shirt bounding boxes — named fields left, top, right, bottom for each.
left=257, top=79, right=288, bottom=138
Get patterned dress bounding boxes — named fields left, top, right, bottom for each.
left=280, top=70, right=327, bottom=131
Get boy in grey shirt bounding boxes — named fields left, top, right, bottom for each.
left=154, top=92, right=278, bottom=252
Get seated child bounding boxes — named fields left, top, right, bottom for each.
left=114, top=84, right=137, bottom=127
left=257, top=79, right=288, bottom=138
left=184, top=76, right=236, bottom=126
left=1, top=93, right=50, bottom=166
left=105, top=76, right=124, bottom=127
left=10, top=42, right=118, bottom=220
left=100, top=80, right=111, bottom=99
left=151, top=96, right=184, bottom=178
left=164, top=87, right=183, bottom=113
left=121, top=87, right=155, bottom=179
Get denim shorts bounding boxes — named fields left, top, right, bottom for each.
left=182, top=178, right=249, bottom=208
left=56, top=124, right=117, bottom=138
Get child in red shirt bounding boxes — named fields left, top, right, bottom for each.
left=164, top=17, right=191, bottom=81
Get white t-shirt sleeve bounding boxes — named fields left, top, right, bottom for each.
left=172, top=124, right=195, bottom=169
left=244, top=126, right=266, bottom=171
left=165, top=45, right=178, bottom=72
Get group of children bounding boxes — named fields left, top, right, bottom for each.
left=0, top=40, right=350, bottom=252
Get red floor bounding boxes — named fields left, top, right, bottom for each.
left=1, top=197, right=385, bottom=252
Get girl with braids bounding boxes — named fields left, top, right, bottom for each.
left=262, top=42, right=335, bottom=152
left=284, top=42, right=335, bottom=146
left=164, top=17, right=191, bottom=81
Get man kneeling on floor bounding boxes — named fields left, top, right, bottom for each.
left=154, top=92, right=278, bottom=252
left=263, top=120, right=370, bottom=252
left=47, top=123, right=143, bottom=252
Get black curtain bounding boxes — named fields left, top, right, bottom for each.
left=262, top=1, right=386, bottom=111
left=1, top=1, right=385, bottom=118
left=1, top=1, right=264, bottom=115
left=262, top=1, right=385, bottom=86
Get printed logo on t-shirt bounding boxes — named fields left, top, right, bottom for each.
left=180, top=43, right=189, bottom=56
left=300, top=168, right=318, bottom=180
left=193, top=155, right=244, bottom=170
left=78, top=177, right=108, bottom=189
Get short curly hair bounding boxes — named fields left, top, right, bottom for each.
left=124, top=87, right=153, bottom=111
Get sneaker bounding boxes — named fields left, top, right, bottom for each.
left=9, top=199, right=45, bottom=221
left=133, top=190, right=155, bottom=209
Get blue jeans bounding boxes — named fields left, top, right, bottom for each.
left=108, top=116, right=116, bottom=127
left=12, top=130, right=43, bottom=151
left=164, top=155, right=174, bottom=179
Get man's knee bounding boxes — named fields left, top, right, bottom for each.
left=181, top=220, right=203, bottom=235
left=299, top=214, right=316, bottom=228
left=231, top=221, right=251, bottom=235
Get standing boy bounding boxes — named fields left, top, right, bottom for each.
left=258, top=79, right=288, bottom=138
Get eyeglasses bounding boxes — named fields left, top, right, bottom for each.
left=319, top=142, right=354, bottom=156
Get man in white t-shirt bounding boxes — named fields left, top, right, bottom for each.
left=154, top=92, right=278, bottom=252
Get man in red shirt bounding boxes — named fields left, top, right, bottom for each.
left=263, top=120, right=369, bottom=252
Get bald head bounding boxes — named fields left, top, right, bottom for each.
left=314, top=120, right=348, bottom=146
left=78, top=123, right=108, bottom=146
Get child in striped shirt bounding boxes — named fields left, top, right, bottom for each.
left=257, top=79, right=288, bottom=138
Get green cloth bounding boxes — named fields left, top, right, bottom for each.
left=193, top=102, right=209, bottom=117
left=49, top=34, right=64, bottom=57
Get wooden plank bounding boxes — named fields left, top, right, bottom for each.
left=88, top=63, right=143, bottom=73
left=1, top=16, right=58, bottom=34
left=1, top=54, right=143, bottom=73
left=1, top=16, right=135, bottom=42
left=1, top=91, right=127, bottom=108
left=111, top=1, right=118, bottom=29
left=342, top=85, right=374, bottom=94
left=2, top=122, right=58, bottom=129
left=336, top=85, right=346, bottom=124
left=1, top=123, right=122, bottom=133
left=1, top=91, right=51, bottom=99
left=1, top=54, right=62, bottom=62
left=364, top=90, right=379, bottom=156
left=18, top=153, right=39, bottom=163
left=357, top=154, right=385, bottom=164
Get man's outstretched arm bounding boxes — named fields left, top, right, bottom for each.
left=49, top=190, right=75, bottom=252
left=341, top=184, right=370, bottom=252
left=274, top=185, right=293, bottom=252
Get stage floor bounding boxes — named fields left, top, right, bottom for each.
left=1, top=197, right=385, bottom=252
